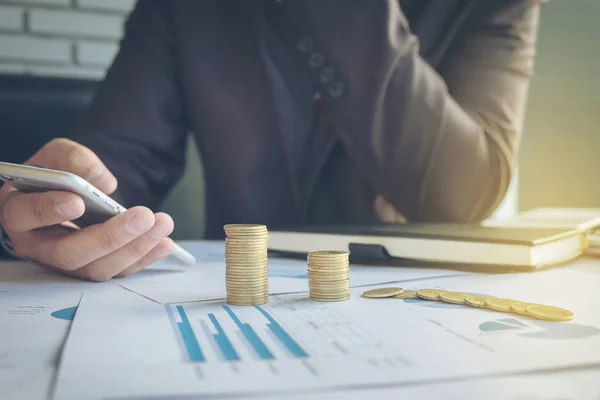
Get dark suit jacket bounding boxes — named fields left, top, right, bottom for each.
left=74, top=0, right=542, bottom=239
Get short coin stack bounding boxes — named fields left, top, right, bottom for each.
left=224, top=224, right=269, bottom=306
left=307, top=250, right=350, bottom=302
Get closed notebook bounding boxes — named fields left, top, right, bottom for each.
left=268, top=224, right=585, bottom=269
left=484, top=207, right=600, bottom=232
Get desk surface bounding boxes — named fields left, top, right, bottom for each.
left=2, top=240, right=600, bottom=400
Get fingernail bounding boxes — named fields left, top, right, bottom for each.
left=126, top=212, right=153, bottom=234
left=149, top=222, right=171, bottom=240
left=55, top=200, right=81, bottom=218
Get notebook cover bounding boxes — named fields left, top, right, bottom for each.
left=271, top=223, right=580, bottom=246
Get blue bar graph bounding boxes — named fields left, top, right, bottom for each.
left=165, top=305, right=205, bottom=362
left=207, top=313, right=240, bottom=361
left=255, top=306, right=309, bottom=358
left=223, top=306, right=275, bottom=360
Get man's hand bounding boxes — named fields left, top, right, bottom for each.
left=0, top=138, right=174, bottom=281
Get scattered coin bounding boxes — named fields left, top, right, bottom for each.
left=416, top=289, right=446, bottom=301
left=395, top=290, right=418, bottom=299
left=526, top=305, right=574, bottom=322
left=465, top=296, right=495, bottom=308
left=486, top=298, right=519, bottom=313
left=439, top=292, right=471, bottom=305
left=363, top=287, right=404, bottom=298
left=510, top=302, right=541, bottom=316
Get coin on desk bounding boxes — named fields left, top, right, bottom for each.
left=395, top=290, right=418, bottom=299
left=465, top=296, right=495, bottom=308
left=485, top=298, right=519, bottom=313
left=510, top=301, right=541, bottom=316
left=362, top=287, right=404, bottom=298
left=439, top=292, right=471, bottom=305
left=526, top=305, right=574, bottom=322
left=416, top=289, right=445, bottom=301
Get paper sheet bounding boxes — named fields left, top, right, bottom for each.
left=240, top=368, right=600, bottom=400
left=114, top=240, right=467, bottom=304
left=0, top=290, right=82, bottom=400
left=0, top=260, right=118, bottom=400
left=54, top=267, right=600, bottom=400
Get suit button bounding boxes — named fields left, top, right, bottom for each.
left=319, top=66, right=334, bottom=83
left=308, top=52, right=325, bottom=69
left=297, top=37, right=313, bottom=52
left=329, top=81, right=344, bottom=98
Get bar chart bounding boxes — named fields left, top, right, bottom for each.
left=165, top=302, right=310, bottom=367
left=164, top=293, right=409, bottom=384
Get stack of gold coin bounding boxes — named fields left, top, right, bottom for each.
left=307, top=250, right=350, bottom=302
left=224, top=224, right=269, bottom=306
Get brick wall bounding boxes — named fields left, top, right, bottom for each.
left=0, top=0, right=135, bottom=79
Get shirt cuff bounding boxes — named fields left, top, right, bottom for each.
left=0, top=225, right=18, bottom=259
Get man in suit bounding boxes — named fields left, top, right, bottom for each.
left=0, top=1, right=542, bottom=281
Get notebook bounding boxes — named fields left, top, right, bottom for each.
left=483, top=207, right=600, bottom=232
left=268, top=223, right=585, bottom=270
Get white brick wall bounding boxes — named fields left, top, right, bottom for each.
left=0, top=0, right=135, bottom=79
left=0, top=5, right=24, bottom=31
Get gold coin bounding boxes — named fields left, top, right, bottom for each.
left=308, top=268, right=349, bottom=275
left=227, top=292, right=269, bottom=297
left=308, top=256, right=348, bottom=261
left=225, top=248, right=268, bottom=252
left=465, top=296, right=494, bottom=308
left=395, top=290, right=418, bottom=299
left=226, top=260, right=268, bottom=264
left=226, top=281, right=268, bottom=286
left=226, top=263, right=268, bottom=268
left=526, top=305, right=574, bottom=322
left=310, top=297, right=350, bottom=303
left=439, top=292, right=471, bottom=305
left=310, top=291, right=350, bottom=296
left=416, top=289, right=445, bottom=301
left=227, top=293, right=269, bottom=299
left=225, top=243, right=268, bottom=249
left=224, top=233, right=268, bottom=239
left=226, top=275, right=267, bottom=279
left=510, top=302, right=541, bottom=316
left=309, top=284, right=350, bottom=290
left=306, top=271, right=348, bottom=281
left=225, top=236, right=269, bottom=241
left=308, top=260, right=349, bottom=265
left=226, top=282, right=268, bottom=288
left=309, top=282, right=349, bottom=287
left=308, top=250, right=348, bottom=257
left=308, top=262, right=348, bottom=268
left=362, top=287, right=404, bottom=298
left=224, top=223, right=267, bottom=231
left=485, top=298, right=519, bottom=313
left=227, top=299, right=269, bottom=306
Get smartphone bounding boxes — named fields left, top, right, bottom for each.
left=0, top=161, right=196, bottom=266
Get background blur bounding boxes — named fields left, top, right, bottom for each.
left=0, top=0, right=598, bottom=239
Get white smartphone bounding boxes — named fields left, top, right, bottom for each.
left=0, top=161, right=196, bottom=266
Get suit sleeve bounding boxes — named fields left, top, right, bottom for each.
left=73, top=0, right=188, bottom=209
left=268, top=0, right=541, bottom=222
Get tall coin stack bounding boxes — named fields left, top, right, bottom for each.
left=224, top=224, right=269, bottom=306
left=307, top=250, right=350, bottom=302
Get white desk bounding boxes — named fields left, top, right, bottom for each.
left=2, top=241, right=600, bottom=400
